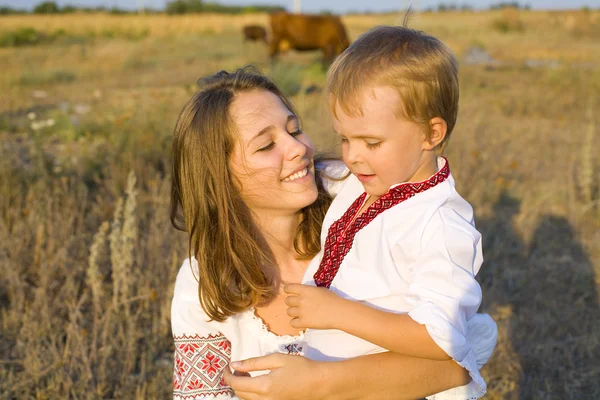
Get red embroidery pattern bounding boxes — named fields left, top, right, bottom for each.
left=314, top=158, right=450, bottom=288
left=173, top=333, right=233, bottom=399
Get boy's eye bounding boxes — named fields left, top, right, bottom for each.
left=339, top=137, right=348, bottom=143
left=366, top=141, right=381, bottom=149
left=257, top=142, right=275, bottom=152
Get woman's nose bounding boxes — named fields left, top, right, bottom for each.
left=285, top=134, right=308, bottom=160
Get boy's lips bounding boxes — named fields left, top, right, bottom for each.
left=356, top=173, right=376, bottom=183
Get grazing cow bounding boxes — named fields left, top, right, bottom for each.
left=242, top=25, right=268, bottom=44
left=269, top=12, right=350, bottom=67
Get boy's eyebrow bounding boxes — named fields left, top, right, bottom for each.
left=249, top=115, right=297, bottom=146
left=352, top=134, right=382, bottom=140
left=332, top=126, right=380, bottom=139
left=335, top=130, right=382, bottom=140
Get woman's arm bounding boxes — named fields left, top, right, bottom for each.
left=172, top=259, right=236, bottom=399
left=322, top=352, right=469, bottom=399
left=224, top=352, right=469, bottom=400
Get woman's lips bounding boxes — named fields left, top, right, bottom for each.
left=282, top=167, right=309, bottom=182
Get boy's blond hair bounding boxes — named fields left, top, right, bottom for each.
left=327, top=25, right=459, bottom=150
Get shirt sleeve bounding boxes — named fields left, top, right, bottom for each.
left=400, top=211, right=488, bottom=397
left=171, top=259, right=237, bottom=400
left=427, top=313, right=498, bottom=400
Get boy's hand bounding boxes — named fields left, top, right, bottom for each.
left=284, top=284, right=347, bottom=330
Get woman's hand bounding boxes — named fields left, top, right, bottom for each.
left=223, top=353, right=328, bottom=400
left=225, top=351, right=471, bottom=400
left=284, top=283, right=349, bottom=330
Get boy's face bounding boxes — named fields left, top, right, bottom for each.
left=332, top=86, right=434, bottom=198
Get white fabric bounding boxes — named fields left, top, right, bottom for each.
left=169, top=161, right=351, bottom=399
left=172, top=258, right=305, bottom=399
left=302, top=157, right=497, bottom=399
left=317, top=159, right=350, bottom=197
left=170, top=158, right=497, bottom=400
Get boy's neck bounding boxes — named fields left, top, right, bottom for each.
left=408, top=154, right=440, bottom=183
left=358, top=155, right=441, bottom=214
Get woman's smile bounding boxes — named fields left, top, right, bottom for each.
left=282, top=166, right=310, bottom=182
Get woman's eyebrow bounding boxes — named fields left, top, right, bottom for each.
left=286, top=114, right=299, bottom=126
left=249, top=125, right=275, bottom=146
left=249, top=115, right=299, bottom=147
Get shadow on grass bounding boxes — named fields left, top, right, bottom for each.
left=478, top=192, right=600, bottom=398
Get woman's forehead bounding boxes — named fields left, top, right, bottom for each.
left=232, top=91, right=294, bottom=137
left=233, top=91, right=287, bottom=119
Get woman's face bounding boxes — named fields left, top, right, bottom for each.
left=229, top=89, right=318, bottom=216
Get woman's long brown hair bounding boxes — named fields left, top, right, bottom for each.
left=171, top=66, right=332, bottom=322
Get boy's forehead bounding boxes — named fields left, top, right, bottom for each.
left=333, top=86, right=401, bottom=123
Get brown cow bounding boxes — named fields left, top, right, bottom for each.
left=269, top=12, right=350, bottom=67
left=242, top=25, right=268, bottom=44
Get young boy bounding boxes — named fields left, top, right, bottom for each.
left=284, top=25, right=497, bottom=398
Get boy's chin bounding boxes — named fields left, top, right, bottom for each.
left=363, top=186, right=389, bottom=198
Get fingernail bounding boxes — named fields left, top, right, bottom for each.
left=230, top=361, right=241, bottom=368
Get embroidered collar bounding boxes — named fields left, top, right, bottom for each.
left=313, top=157, right=450, bottom=288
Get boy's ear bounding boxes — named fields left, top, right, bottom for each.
left=423, top=117, right=447, bottom=150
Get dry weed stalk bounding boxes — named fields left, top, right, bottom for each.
left=88, top=221, right=109, bottom=315
left=109, top=171, right=139, bottom=311
left=579, top=100, right=596, bottom=210
left=122, top=171, right=139, bottom=300
left=109, top=197, right=125, bottom=309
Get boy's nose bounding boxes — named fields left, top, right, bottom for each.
left=344, top=144, right=362, bottom=165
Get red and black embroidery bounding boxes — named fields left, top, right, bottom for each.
left=284, top=342, right=303, bottom=355
left=314, top=158, right=450, bottom=288
left=173, top=333, right=233, bottom=398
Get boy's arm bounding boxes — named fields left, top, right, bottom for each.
left=334, top=298, right=451, bottom=360
left=336, top=216, right=485, bottom=364
left=285, top=284, right=448, bottom=360
left=285, top=217, right=483, bottom=363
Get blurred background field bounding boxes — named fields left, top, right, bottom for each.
left=1, top=4, right=599, bottom=399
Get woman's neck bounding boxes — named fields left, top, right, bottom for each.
left=252, top=210, right=304, bottom=269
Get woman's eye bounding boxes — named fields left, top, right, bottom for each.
left=290, top=130, right=302, bottom=137
left=257, top=142, right=275, bottom=152
left=340, top=137, right=348, bottom=143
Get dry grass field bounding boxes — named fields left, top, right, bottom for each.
left=1, top=8, right=599, bottom=399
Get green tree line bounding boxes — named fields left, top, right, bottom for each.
left=0, top=1, right=284, bottom=15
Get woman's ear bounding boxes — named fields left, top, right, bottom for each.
left=423, top=117, right=447, bottom=150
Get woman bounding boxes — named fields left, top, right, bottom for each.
left=170, top=66, right=494, bottom=399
